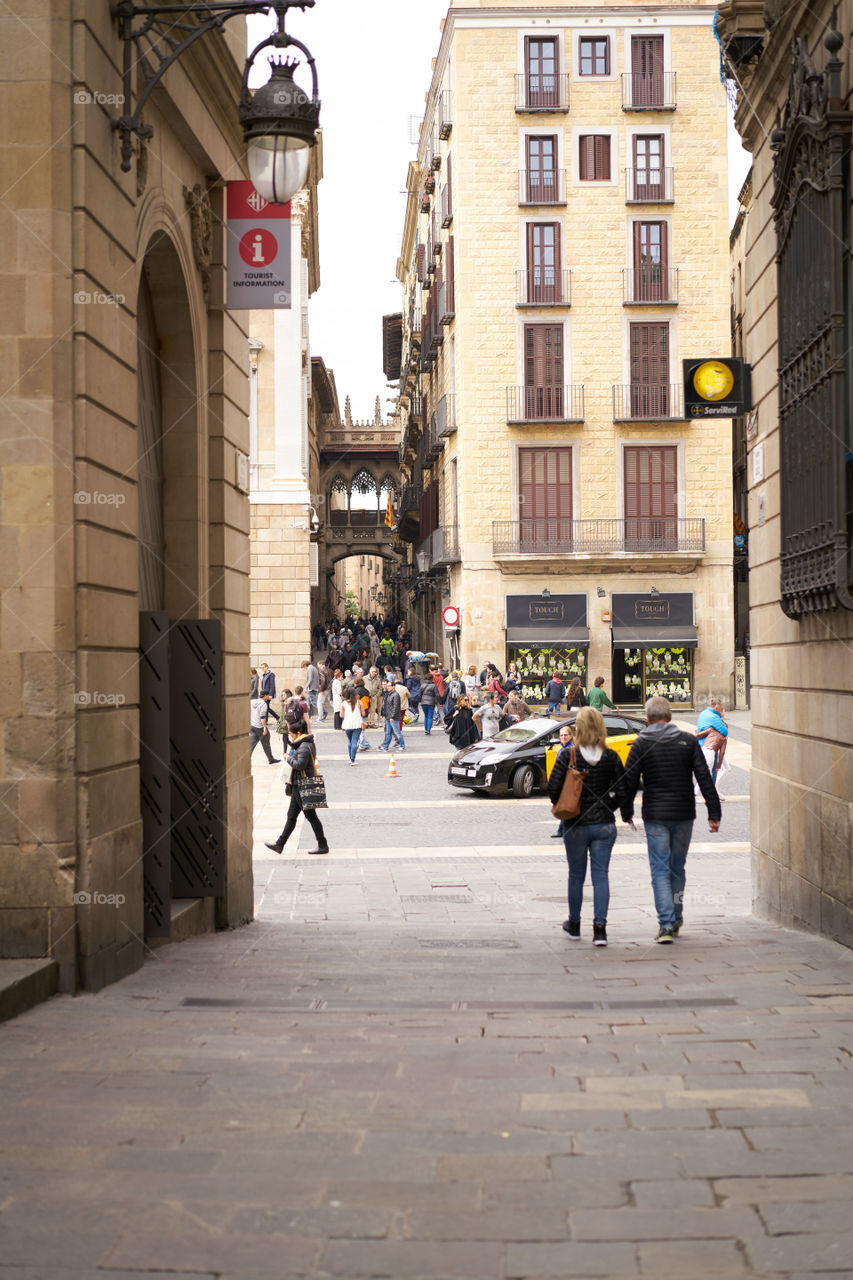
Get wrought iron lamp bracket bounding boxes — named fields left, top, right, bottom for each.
left=111, top=0, right=316, bottom=172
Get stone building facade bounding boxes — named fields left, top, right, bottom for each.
left=717, top=0, right=853, bottom=945
left=0, top=5, right=255, bottom=995
left=395, top=0, right=733, bottom=709
left=249, top=155, right=326, bottom=693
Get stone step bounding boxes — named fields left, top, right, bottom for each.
left=0, top=958, right=59, bottom=1025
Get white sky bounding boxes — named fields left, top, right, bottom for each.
left=246, top=4, right=752, bottom=424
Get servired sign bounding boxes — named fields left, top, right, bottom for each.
left=226, top=181, right=291, bottom=310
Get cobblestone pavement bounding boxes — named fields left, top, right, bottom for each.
left=1, top=718, right=853, bottom=1278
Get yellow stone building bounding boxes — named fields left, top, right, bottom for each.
left=396, top=0, right=733, bottom=708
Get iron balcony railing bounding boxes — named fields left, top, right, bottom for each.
left=438, top=89, right=453, bottom=139
left=426, top=524, right=460, bottom=565
left=622, top=267, right=679, bottom=304
left=492, top=518, right=706, bottom=556
left=437, top=393, right=457, bottom=437
left=515, top=73, right=570, bottom=112
left=519, top=168, right=567, bottom=205
left=612, top=383, right=684, bottom=420
left=408, top=307, right=422, bottom=339
left=441, top=182, right=453, bottom=228
left=622, top=72, right=677, bottom=110
left=429, top=128, right=441, bottom=171
left=625, top=166, right=675, bottom=202
left=425, top=413, right=443, bottom=463
left=437, top=276, right=455, bottom=325
left=516, top=268, right=572, bottom=307
left=506, top=384, right=585, bottom=423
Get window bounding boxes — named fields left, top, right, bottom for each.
left=525, top=37, right=559, bottom=109
left=632, top=134, right=664, bottom=200
left=525, top=135, right=558, bottom=203
left=579, top=135, right=611, bottom=181
left=629, top=322, right=670, bottom=416
left=519, top=446, right=572, bottom=548
left=524, top=324, right=564, bottom=419
left=623, top=445, right=678, bottom=549
left=579, top=36, right=609, bottom=76
left=633, top=221, right=668, bottom=301
left=631, top=35, right=665, bottom=108
left=526, top=223, right=562, bottom=304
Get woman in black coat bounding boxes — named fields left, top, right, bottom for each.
left=547, top=707, right=631, bottom=946
left=447, top=695, right=479, bottom=748
left=264, top=722, right=328, bottom=855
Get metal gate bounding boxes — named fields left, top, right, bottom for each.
left=140, top=611, right=171, bottom=937
left=169, top=619, right=225, bottom=898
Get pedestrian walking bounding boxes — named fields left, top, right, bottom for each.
left=259, top=662, right=280, bottom=722
left=586, top=676, right=616, bottom=712
left=341, top=688, right=364, bottom=765
left=548, top=708, right=631, bottom=946
left=377, top=677, right=406, bottom=752
left=566, top=676, right=587, bottom=712
left=501, top=688, right=532, bottom=724
left=317, top=661, right=332, bottom=721
left=551, top=722, right=574, bottom=838
left=264, top=720, right=329, bottom=855
left=405, top=669, right=421, bottom=723
left=545, top=672, right=565, bottom=713
left=250, top=666, right=259, bottom=699
left=250, top=695, right=281, bottom=764
left=447, top=695, right=479, bottom=748
left=302, top=658, right=320, bottom=716
left=364, top=665, right=383, bottom=728
left=473, top=691, right=501, bottom=741
left=464, top=665, right=479, bottom=696
left=621, top=695, right=721, bottom=942
left=695, top=696, right=729, bottom=784
left=419, top=672, right=438, bottom=734
left=331, top=673, right=344, bottom=730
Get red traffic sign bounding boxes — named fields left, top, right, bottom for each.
left=442, top=605, right=460, bottom=628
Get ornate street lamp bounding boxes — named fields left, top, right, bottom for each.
left=112, top=1, right=320, bottom=204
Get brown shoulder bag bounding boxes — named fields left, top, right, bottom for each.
left=551, top=746, right=588, bottom=821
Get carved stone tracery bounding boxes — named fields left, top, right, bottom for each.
left=183, top=183, right=213, bottom=300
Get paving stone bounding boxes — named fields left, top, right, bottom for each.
left=504, top=1240, right=640, bottom=1277
left=629, top=1178, right=716, bottom=1208
left=714, top=1174, right=853, bottom=1204
left=318, top=1239, right=503, bottom=1276
left=569, top=1205, right=762, bottom=1241
left=636, top=1238, right=747, bottom=1274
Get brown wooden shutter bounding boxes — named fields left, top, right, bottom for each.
left=624, top=446, right=677, bottom=518
left=417, top=243, right=425, bottom=283
left=579, top=135, right=593, bottom=180
left=595, top=135, right=610, bottom=180
left=446, top=151, right=452, bottom=220
left=446, top=236, right=455, bottom=312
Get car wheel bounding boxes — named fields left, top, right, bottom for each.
left=511, top=765, right=535, bottom=798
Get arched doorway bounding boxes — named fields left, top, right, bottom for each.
left=137, top=233, right=223, bottom=940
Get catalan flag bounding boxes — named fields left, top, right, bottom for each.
left=385, top=493, right=395, bottom=529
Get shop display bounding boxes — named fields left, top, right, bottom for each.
left=507, top=646, right=587, bottom=705
left=643, top=647, right=693, bottom=703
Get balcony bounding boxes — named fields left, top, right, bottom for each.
left=622, top=72, right=677, bottom=110
left=429, top=129, right=441, bottom=171
left=515, top=73, right=570, bottom=112
left=519, top=169, right=567, bottom=205
left=507, top=385, right=585, bottom=424
left=622, top=267, right=679, bottom=305
left=438, top=89, right=453, bottom=139
left=625, top=166, right=675, bottom=202
left=408, top=307, right=422, bottom=341
left=427, top=524, right=460, bottom=565
left=612, top=384, right=684, bottom=421
left=425, top=413, right=443, bottom=464
left=437, top=393, right=457, bottom=437
left=492, top=518, right=705, bottom=556
left=438, top=278, right=455, bottom=325
left=516, top=269, right=572, bottom=307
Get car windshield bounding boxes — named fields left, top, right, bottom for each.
left=492, top=725, right=544, bottom=744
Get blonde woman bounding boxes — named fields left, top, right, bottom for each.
left=547, top=707, right=631, bottom=947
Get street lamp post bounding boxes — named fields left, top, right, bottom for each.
left=112, top=0, right=320, bottom=203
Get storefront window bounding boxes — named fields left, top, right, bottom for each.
left=612, top=645, right=693, bottom=705
left=644, top=646, right=693, bottom=703
left=507, top=645, right=588, bottom=704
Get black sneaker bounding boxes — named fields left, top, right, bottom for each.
left=655, top=926, right=676, bottom=944
left=562, top=919, right=581, bottom=939
left=593, top=922, right=607, bottom=947
left=672, top=920, right=682, bottom=936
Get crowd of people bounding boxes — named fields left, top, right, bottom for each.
left=249, top=616, right=728, bottom=940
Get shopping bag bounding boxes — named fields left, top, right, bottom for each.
left=550, top=746, right=587, bottom=821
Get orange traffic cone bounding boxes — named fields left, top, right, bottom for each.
left=385, top=752, right=400, bottom=778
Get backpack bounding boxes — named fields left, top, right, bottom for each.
left=284, top=698, right=303, bottom=726
left=449, top=678, right=464, bottom=701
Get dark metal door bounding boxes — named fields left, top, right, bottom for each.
left=169, top=619, right=225, bottom=897
left=140, top=611, right=171, bottom=937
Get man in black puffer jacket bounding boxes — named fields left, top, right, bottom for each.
left=622, top=696, right=721, bottom=943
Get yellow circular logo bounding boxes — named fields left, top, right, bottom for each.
left=693, top=360, right=735, bottom=401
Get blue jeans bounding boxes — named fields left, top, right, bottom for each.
left=423, top=705, right=435, bottom=733
left=563, top=821, right=616, bottom=923
left=345, top=728, right=360, bottom=762
left=383, top=719, right=405, bottom=750
left=548, top=701, right=561, bottom=714
left=307, top=690, right=318, bottom=715
left=645, top=819, right=693, bottom=927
